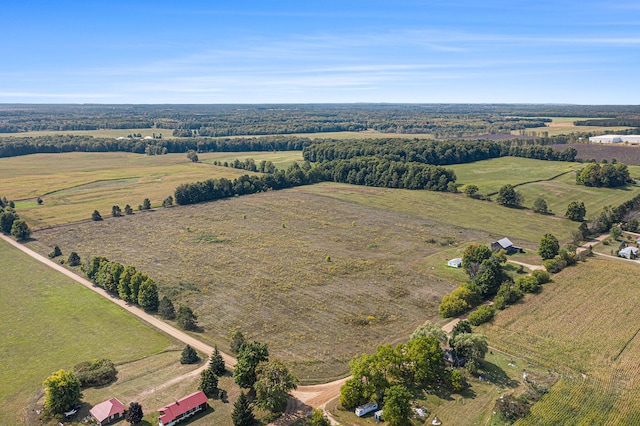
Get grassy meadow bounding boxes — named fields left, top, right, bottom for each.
left=0, top=152, right=252, bottom=228
left=0, top=240, right=172, bottom=425
left=480, top=259, right=640, bottom=424
left=198, top=150, right=304, bottom=170
left=27, top=187, right=496, bottom=381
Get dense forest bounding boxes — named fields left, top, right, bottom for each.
left=303, top=139, right=578, bottom=165
left=3, top=104, right=639, bottom=138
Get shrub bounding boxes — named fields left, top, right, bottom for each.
left=467, top=305, right=494, bottom=326
left=494, top=393, right=530, bottom=422
left=450, top=369, right=467, bottom=392
left=74, top=358, right=117, bottom=387
left=439, top=294, right=469, bottom=318
left=515, top=276, right=541, bottom=294
left=493, top=295, right=507, bottom=310
left=531, top=270, right=551, bottom=284
left=543, top=257, right=567, bottom=273
left=48, top=246, right=62, bottom=258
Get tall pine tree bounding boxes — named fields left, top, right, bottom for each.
left=210, top=346, right=226, bottom=376
left=232, top=391, right=255, bottom=426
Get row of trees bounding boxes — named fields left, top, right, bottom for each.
left=0, top=135, right=312, bottom=158
left=175, top=159, right=457, bottom=206
left=212, top=158, right=278, bottom=174
left=303, top=139, right=577, bottom=166
left=85, top=256, right=159, bottom=311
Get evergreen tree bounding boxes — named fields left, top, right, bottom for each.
left=158, top=296, right=176, bottom=319
left=91, top=210, right=103, bottom=221
left=210, top=345, right=226, bottom=376
left=199, top=367, right=219, bottom=398
left=231, top=391, right=255, bottom=426
left=67, top=252, right=81, bottom=267
left=176, top=305, right=199, bottom=330
left=124, top=204, right=133, bottom=215
left=125, top=402, right=143, bottom=424
left=10, top=219, right=31, bottom=241
left=180, top=345, right=200, bottom=364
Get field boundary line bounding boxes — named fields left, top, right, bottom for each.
left=613, top=326, right=640, bottom=361
left=485, top=170, right=573, bottom=196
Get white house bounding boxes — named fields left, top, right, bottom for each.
left=447, top=258, right=462, bottom=268
left=355, top=402, right=378, bottom=417
left=619, top=246, right=639, bottom=259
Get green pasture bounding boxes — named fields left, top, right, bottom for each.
left=0, top=240, right=171, bottom=425
left=198, top=151, right=304, bottom=170
left=449, top=157, right=580, bottom=195
left=480, top=259, right=640, bottom=424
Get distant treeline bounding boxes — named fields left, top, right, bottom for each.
left=574, top=118, right=640, bottom=127
left=174, top=159, right=456, bottom=205
left=0, top=135, right=312, bottom=158
left=303, top=139, right=578, bottom=165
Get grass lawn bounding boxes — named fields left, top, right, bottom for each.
left=0, top=152, right=252, bottom=228
left=480, top=259, right=640, bottom=424
left=449, top=157, right=580, bottom=195
left=0, top=240, right=171, bottom=425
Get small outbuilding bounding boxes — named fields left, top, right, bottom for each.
left=374, top=409, right=383, bottom=421
left=491, top=237, right=523, bottom=254
left=90, top=398, right=126, bottom=426
left=447, top=258, right=462, bottom=268
left=158, top=391, right=208, bottom=426
left=355, top=402, right=378, bottom=417
left=619, top=246, right=639, bottom=259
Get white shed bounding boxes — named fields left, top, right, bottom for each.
left=447, top=258, right=462, bottom=268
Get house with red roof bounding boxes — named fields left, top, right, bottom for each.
left=90, top=397, right=126, bottom=426
left=158, top=391, right=208, bottom=426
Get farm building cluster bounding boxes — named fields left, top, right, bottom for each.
left=448, top=237, right=522, bottom=267
left=80, top=391, right=208, bottom=426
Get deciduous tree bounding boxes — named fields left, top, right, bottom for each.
left=538, top=233, right=560, bottom=260
left=43, top=370, right=82, bottom=415
left=383, top=384, right=412, bottom=426
left=565, top=201, right=586, bottom=222
left=254, top=359, right=298, bottom=413
left=234, top=341, right=269, bottom=388
left=138, top=278, right=159, bottom=311
left=10, top=219, right=30, bottom=241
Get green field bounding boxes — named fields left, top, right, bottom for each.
left=198, top=151, right=304, bottom=170
left=450, top=157, right=640, bottom=220
left=449, top=157, right=580, bottom=195
left=480, top=259, right=640, bottom=424
left=0, top=240, right=171, bottom=425
left=0, top=152, right=252, bottom=228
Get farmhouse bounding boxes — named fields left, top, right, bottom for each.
left=589, top=135, right=640, bottom=144
left=447, top=258, right=462, bottom=268
left=619, top=246, right=639, bottom=259
left=158, top=391, right=208, bottom=426
left=444, top=349, right=467, bottom=367
left=355, top=402, right=378, bottom=417
left=89, top=397, right=126, bottom=426
left=490, top=237, right=523, bottom=254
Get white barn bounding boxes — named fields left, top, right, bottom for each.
left=589, top=135, right=640, bottom=144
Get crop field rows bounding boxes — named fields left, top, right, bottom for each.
left=481, top=259, right=640, bottom=424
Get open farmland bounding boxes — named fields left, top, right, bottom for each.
left=0, top=240, right=172, bottom=425
left=198, top=150, right=304, bottom=170
left=552, top=143, right=640, bottom=165
left=480, top=259, right=640, bottom=424
left=0, top=152, right=251, bottom=228
left=449, top=157, right=580, bottom=195
left=299, top=182, right=577, bottom=246
left=514, top=117, right=634, bottom=137
left=27, top=187, right=496, bottom=381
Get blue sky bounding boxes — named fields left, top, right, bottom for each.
left=1, top=1, right=639, bottom=104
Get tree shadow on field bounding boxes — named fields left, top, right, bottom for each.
left=480, top=361, right=520, bottom=389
